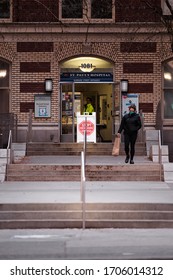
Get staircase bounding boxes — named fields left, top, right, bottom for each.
left=0, top=202, right=173, bottom=229
left=3, top=142, right=168, bottom=229
left=6, top=141, right=157, bottom=181
left=6, top=163, right=161, bottom=181
left=26, top=142, right=146, bottom=156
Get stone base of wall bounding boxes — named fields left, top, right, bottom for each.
left=17, top=125, right=60, bottom=143
left=0, top=149, right=7, bottom=183
left=149, top=145, right=169, bottom=163
left=163, top=129, right=173, bottom=162
left=12, top=143, right=26, bottom=163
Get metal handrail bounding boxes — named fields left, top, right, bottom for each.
left=7, top=130, right=12, bottom=166
left=81, top=151, right=86, bottom=229
left=80, top=114, right=87, bottom=229
left=158, top=130, right=162, bottom=181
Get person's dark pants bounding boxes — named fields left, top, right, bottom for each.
left=124, top=132, right=138, bottom=160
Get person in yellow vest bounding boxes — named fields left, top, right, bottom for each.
left=84, top=97, right=94, bottom=115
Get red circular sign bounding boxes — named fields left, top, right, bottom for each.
left=79, top=120, right=94, bottom=135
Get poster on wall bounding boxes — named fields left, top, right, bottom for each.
left=122, top=94, right=139, bottom=116
left=35, top=95, right=51, bottom=118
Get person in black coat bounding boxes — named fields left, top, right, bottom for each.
left=117, top=104, right=142, bottom=164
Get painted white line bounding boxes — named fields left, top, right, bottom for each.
left=13, top=235, right=58, bottom=239
left=122, top=252, right=134, bottom=256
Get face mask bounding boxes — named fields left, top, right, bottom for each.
left=129, top=111, right=135, bottom=115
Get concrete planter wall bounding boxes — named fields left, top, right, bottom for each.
left=0, top=149, right=8, bottom=183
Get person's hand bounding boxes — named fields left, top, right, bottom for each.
left=116, top=133, right=121, bottom=138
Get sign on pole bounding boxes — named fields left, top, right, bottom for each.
left=77, top=112, right=96, bottom=143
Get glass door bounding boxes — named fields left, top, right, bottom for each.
left=60, top=83, right=74, bottom=142
left=60, top=83, right=82, bottom=142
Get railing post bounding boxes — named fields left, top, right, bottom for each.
left=158, top=130, right=162, bottom=181
left=7, top=130, right=12, bottom=166
left=27, top=109, right=33, bottom=143
left=81, top=151, right=86, bottom=229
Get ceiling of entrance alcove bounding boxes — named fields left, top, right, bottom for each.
left=60, top=57, right=113, bottom=68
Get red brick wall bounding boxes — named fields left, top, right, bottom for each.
left=123, top=63, right=153, bottom=73
left=20, top=82, right=44, bottom=93
left=20, top=62, right=51, bottom=72
left=17, top=42, right=54, bottom=52
left=128, top=83, right=153, bottom=93
left=12, top=0, right=161, bottom=23
left=20, top=102, right=35, bottom=113
left=139, top=103, right=153, bottom=113
left=120, top=42, right=157, bottom=53
left=13, top=0, right=59, bottom=22
left=0, top=40, right=163, bottom=126
left=115, top=0, right=161, bottom=22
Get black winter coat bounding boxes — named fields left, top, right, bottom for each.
left=118, top=113, right=142, bottom=134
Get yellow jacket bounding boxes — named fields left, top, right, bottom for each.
left=84, top=103, right=94, bottom=114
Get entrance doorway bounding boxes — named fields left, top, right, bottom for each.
left=60, top=56, right=114, bottom=142
left=60, top=82, right=113, bottom=142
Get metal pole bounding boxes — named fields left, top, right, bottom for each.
left=27, top=109, right=33, bottom=143
left=158, top=130, right=162, bottom=181
left=84, top=115, right=87, bottom=166
left=80, top=151, right=86, bottom=229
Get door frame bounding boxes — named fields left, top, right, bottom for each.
left=59, top=82, right=115, bottom=143
left=60, top=82, right=75, bottom=142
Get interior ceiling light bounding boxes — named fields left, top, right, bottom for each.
left=0, top=70, right=7, bottom=78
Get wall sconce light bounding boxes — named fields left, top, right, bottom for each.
left=0, top=70, right=7, bottom=78
left=164, top=72, right=172, bottom=80
left=120, top=79, right=128, bottom=94
left=45, top=78, right=53, bottom=93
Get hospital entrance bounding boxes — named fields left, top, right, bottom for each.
left=60, top=82, right=113, bottom=143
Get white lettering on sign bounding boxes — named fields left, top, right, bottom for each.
left=79, top=120, right=94, bottom=135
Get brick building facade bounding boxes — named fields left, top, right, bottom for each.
left=1, top=0, right=173, bottom=157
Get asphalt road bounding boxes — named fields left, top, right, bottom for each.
left=0, top=228, right=173, bottom=260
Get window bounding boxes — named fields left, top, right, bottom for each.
left=0, top=59, right=10, bottom=114
left=62, top=0, right=83, bottom=19
left=0, top=60, right=9, bottom=88
left=91, top=0, right=112, bottom=19
left=0, top=0, right=10, bottom=19
left=60, top=0, right=114, bottom=21
left=164, top=61, right=173, bottom=119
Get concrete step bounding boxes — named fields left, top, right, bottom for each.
left=0, top=203, right=173, bottom=229
left=2, top=202, right=173, bottom=211
left=6, top=164, right=161, bottom=181
left=1, top=220, right=173, bottom=229
left=1, top=210, right=173, bottom=220
left=27, top=142, right=146, bottom=156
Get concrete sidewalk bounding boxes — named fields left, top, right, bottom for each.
left=0, top=181, right=173, bottom=204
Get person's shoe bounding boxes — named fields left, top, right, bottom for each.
left=125, top=156, right=129, bottom=163
left=130, top=159, right=134, bottom=164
